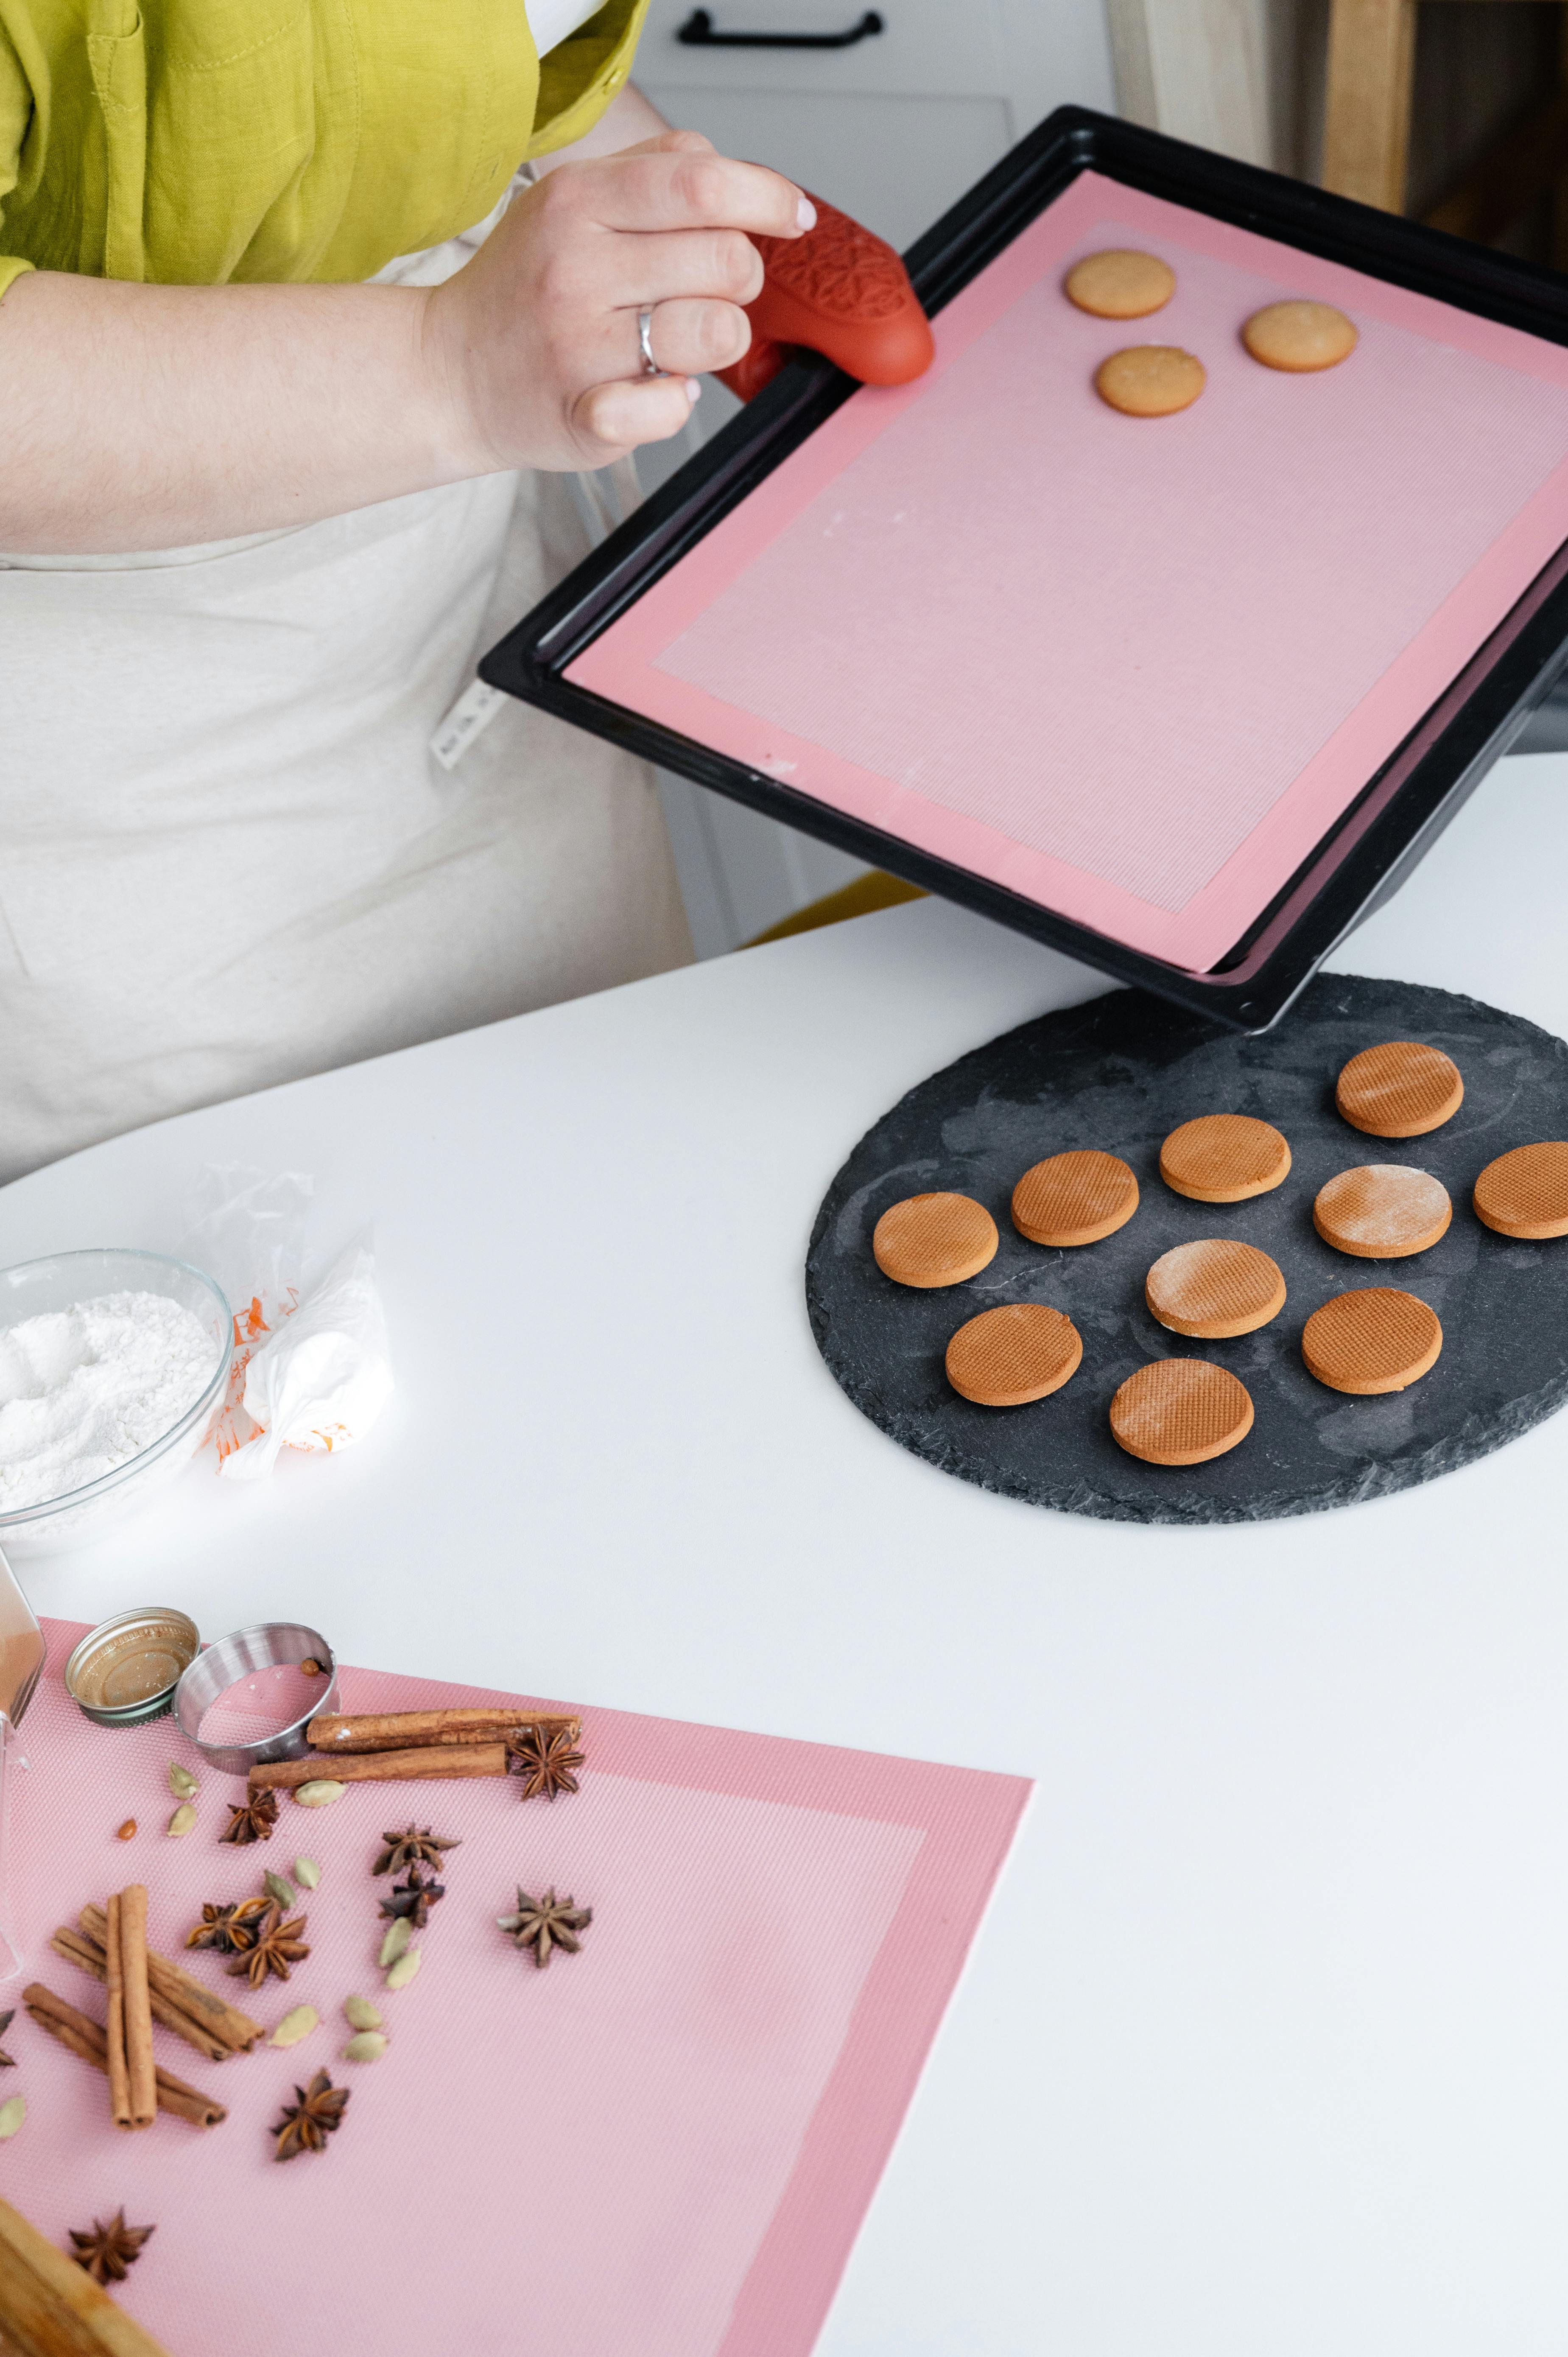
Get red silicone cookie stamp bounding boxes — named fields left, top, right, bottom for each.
left=719, top=191, right=936, bottom=400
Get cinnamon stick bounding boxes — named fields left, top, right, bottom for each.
left=78, top=1906, right=260, bottom=2054
left=23, top=1985, right=226, bottom=2128
left=51, top=1925, right=231, bottom=2064
left=251, top=1741, right=509, bottom=1792
left=103, top=1892, right=131, bottom=2130
left=118, top=1886, right=156, bottom=2130
left=306, top=1707, right=579, bottom=1754
left=151, top=2065, right=227, bottom=2132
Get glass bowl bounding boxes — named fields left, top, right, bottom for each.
left=0, top=1250, right=231, bottom=1557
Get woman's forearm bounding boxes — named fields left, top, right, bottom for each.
left=0, top=117, right=801, bottom=556
left=0, top=84, right=669, bottom=557
left=0, top=272, right=467, bottom=555
left=0, top=64, right=654, bottom=563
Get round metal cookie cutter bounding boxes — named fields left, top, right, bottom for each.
left=174, top=1621, right=338, bottom=1776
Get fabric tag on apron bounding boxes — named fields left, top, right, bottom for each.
left=430, top=678, right=506, bottom=770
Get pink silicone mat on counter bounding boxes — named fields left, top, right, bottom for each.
left=570, top=171, right=1568, bottom=971
left=4, top=1621, right=1028, bottom=2357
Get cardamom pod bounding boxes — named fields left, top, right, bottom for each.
left=165, top=1803, right=197, bottom=1838
left=0, top=2096, right=24, bottom=2141
left=293, top=1857, right=321, bottom=1890
left=268, top=2004, right=319, bottom=2049
left=378, top=1918, right=411, bottom=1969
left=385, top=1947, right=422, bottom=1991
left=294, top=1780, right=345, bottom=1808
left=168, top=1762, right=199, bottom=1800
left=344, top=1995, right=383, bottom=2032
left=342, top=2031, right=389, bottom=2063
left=264, top=1871, right=296, bottom=1910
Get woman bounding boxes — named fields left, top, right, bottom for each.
left=0, top=0, right=810, bottom=1183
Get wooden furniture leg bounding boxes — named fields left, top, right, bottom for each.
left=1322, top=0, right=1418, bottom=209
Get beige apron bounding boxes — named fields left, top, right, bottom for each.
left=0, top=207, right=691, bottom=1187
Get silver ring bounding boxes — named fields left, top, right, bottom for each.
left=637, top=305, right=662, bottom=377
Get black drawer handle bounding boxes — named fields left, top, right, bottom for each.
left=676, top=8, right=883, bottom=47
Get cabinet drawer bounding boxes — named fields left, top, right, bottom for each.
left=636, top=0, right=1011, bottom=101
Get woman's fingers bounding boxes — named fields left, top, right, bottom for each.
left=559, top=138, right=812, bottom=240
left=573, top=372, right=700, bottom=462
left=597, top=226, right=765, bottom=312
left=622, top=297, right=752, bottom=378
left=567, top=295, right=749, bottom=391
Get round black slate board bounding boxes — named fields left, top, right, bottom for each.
left=805, top=974, right=1568, bottom=1524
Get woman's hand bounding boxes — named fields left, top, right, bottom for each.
left=424, top=130, right=812, bottom=474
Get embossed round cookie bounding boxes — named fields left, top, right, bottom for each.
left=1336, top=1041, right=1463, bottom=1138
left=1144, top=1239, right=1286, bottom=1338
left=1064, top=249, right=1176, bottom=320
left=1242, top=300, right=1357, bottom=372
left=945, top=1302, right=1083, bottom=1406
left=1473, top=1141, right=1568, bottom=1239
left=1094, top=346, right=1206, bottom=417
left=1313, top=1165, right=1452, bottom=1258
left=1302, top=1287, right=1442, bottom=1394
left=1109, top=1358, right=1254, bottom=1466
left=1159, top=1114, right=1291, bottom=1202
left=872, top=1193, right=998, bottom=1288
left=1012, top=1150, right=1139, bottom=1247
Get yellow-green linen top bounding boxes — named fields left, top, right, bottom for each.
left=0, top=0, right=649, bottom=301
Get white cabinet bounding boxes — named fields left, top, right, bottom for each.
left=637, top=0, right=1113, bottom=251
left=629, top=0, right=1117, bottom=951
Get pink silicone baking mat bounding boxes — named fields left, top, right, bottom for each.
left=4, top=1621, right=1028, bottom=2355
left=570, top=171, right=1568, bottom=970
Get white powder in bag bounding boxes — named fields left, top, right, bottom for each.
left=0, top=1290, right=217, bottom=1511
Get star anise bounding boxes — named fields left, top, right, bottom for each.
left=377, top=1865, right=444, bottom=1928
left=0, top=2010, right=13, bottom=2067
left=505, top=1722, right=585, bottom=1802
left=184, top=1895, right=276, bottom=1957
left=226, top=1902, right=310, bottom=1987
left=373, top=1824, right=461, bottom=1878
left=496, top=1886, right=592, bottom=1968
left=68, top=2210, right=155, bottom=2285
left=220, top=1788, right=279, bottom=1845
left=271, top=2069, right=349, bottom=2162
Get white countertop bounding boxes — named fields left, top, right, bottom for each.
left=5, top=755, right=1567, bottom=2353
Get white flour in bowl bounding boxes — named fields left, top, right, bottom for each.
left=0, top=1291, right=217, bottom=1510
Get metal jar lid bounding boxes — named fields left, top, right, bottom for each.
left=63, top=1607, right=200, bottom=1726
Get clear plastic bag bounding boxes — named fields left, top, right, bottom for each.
left=176, top=1165, right=313, bottom=1463
left=217, top=1240, right=393, bottom=1482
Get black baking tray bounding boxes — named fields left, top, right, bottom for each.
left=481, top=105, right=1568, bottom=1033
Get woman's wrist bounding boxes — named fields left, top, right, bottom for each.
left=415, top=278, right=514, bottom=481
